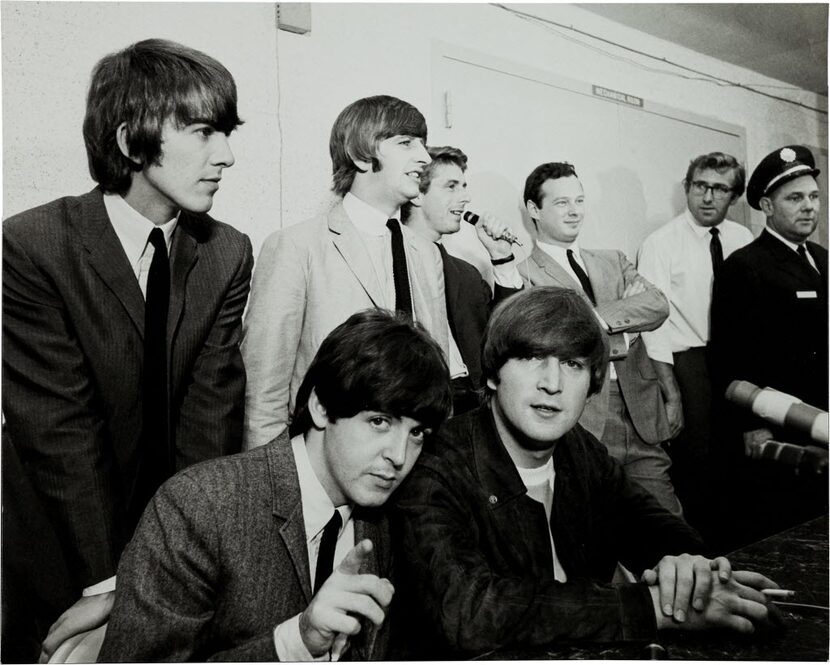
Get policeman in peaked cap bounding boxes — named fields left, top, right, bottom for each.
left=746, top=144, right=820, bottom=210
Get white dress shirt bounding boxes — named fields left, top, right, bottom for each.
left=343, top=193, right=468, bottom=378
left=516, top=458, right=567, bottom=582
left=104, top=193, right=177, bottom=298
left=81, top=195, right=178, bottom=599
left=638, top=209, right=753, bottom=364
left=273, top=435, right=355, bottom=661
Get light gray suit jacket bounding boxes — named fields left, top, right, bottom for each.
left=520, top=245, right=670, bottom=443
left=99, top=433, right=392, bottom=661
left=241, top=202, right=449, bottom=448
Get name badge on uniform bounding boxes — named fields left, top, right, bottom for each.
left=796, top=290, right=818, bottom=299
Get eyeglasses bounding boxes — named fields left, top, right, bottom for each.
left=689, top=181, right=733, bottom=200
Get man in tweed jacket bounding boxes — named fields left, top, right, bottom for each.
left=100, top=309, right=452, bottom=661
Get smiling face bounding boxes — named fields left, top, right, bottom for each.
left=361, top=134, right=430, bottom=212
left=308, top=401, right=430, bottom=507
left=685, top=167, right=738, bottom=227
left=762, top=174, right=820, bottom=243
left=488, top=355, right=591, bottom=463
left=420, top=162, right=471, bottom=236
left=527, top=176, right=585, bottom=246
left=124, top=118, right=235, bottom=223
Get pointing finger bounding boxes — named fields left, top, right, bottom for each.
left=338, top=539, right=373, bottom=575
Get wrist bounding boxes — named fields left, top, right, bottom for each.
left=490, top=253, right=514, bottom=265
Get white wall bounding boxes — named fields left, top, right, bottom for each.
left=3, top=2, right=827, bottom=255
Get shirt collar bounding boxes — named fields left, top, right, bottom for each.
left=765, top=224, right=803, bottom=253
left=537, top=239, right=581, bottom=262
left=682, top=208, right=727, bottom=239
left=291, top=434, right=353, bottom=543
left=104, top=193, right=178, bottom=267
left=343, top=192, right=400, bottom=237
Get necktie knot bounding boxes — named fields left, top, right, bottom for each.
left=709, top=227, right=719, bottom=237
left=148, top=227, right=166, bottom=253
left=314, top=510, right=343, bottom=594
left=709, top=226, right=724, bottom=278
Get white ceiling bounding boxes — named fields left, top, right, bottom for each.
left=581, top=3, right=827, bottom=96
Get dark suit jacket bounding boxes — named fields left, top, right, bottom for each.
left=711, top=229, right=828, bottom=415
left=438, top=244, right=519, bottom=388
left=2, top=188, right=253, bottom=594
left=520, top=246, right=671, bottom=443
left=392, top=407, right=702, bottom=658
left=99, top=435, right=392, bottom=662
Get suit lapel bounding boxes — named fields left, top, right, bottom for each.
left=328, top=204, right=384, bottom=306
left=759, top=230, right=821, bottom=287
left=530, top=245, right=581, bottom=291
left=77, top=189, right=146, bottom=336
left=579, top=249, right=612, bottom=303
left=267, top=437, right=313, bottom=603
left=167, top=216, right=199, bottom=341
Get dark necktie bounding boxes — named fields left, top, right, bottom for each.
left=313, top=510, right=343, bottom=594
left=797, top=244, right=818, bottom=273
left=386, top=219, right=413, bottom=316
left=143, top=228, right=171, bottom=490
left=709, top=227, right=724, bottom=278
left=566, top=249, right=596, bottom=305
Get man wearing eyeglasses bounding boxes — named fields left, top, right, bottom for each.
left=637, top=152, right=752, bottom=539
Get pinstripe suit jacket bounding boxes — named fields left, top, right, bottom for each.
left=99, top=434, right=392, bottom=661
left=241, top=202, right=449, bottom=449
left=519, top=245, right=671, bottom=443
left=2, top=187, right=253, bottom=593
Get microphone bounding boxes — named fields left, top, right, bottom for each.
left=725, top=381, right=828, bottom=446
left=462, top=211, right=522, bottom=246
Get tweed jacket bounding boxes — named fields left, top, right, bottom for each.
left=99, top=433, right=392, bottom=662
left=438, top=243, right=520, bottom=387
left=711, top=229, right=828, bottom=416
left=241, top=202, right=449, bottom=449
left=2, top=188, right=252, bottom=592
left=392, top=407, right=703, bottom=658
left=519, top=245, right=671, bottom=443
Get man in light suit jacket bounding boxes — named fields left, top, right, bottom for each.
left=100, top=309, right=453, bottom=661
left=401, top=145, right=522, bottom=413
left=2, top=40, right=252, bottom=662
left=518, top=162, right=681, bottom=516
left=242, top=95, right=449, bottom=449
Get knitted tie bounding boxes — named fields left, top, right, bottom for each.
left=313, top=510, right=343, bottom=594
left=797, top=244, right=818, bottom=273
left=386, top=219, right=413, bottom=316
left=566, top=249, right=596, bottom=305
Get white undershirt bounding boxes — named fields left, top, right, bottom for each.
left=516, top=458, right=567, bottom=582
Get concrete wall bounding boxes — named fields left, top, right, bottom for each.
left=3, top=2, right=827, bottom=255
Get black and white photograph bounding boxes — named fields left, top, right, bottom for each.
left=2, top=2, right=827, bottom=662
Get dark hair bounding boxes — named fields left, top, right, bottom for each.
left=289, top=309, right=452, bottom=437
left=401, top=145, right=468, bottom=223
left=482, top=287, right=609, bottom=397
left=683, top=152, right=746, bottom=199
left=523, top=162, right=579, bottom=208
left=330, top=95, right=428, bottom=197
left=83, top=39, right=242, bottom=195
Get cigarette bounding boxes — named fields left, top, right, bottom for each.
left=761, top=589, right=795, bottom=599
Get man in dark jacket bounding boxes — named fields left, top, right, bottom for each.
left=394, top=286, right=778, bottom=658
left=401, top=145, right=521, bottom=412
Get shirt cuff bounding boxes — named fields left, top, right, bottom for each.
left=82, top=575, right=116, bottom=596
left=492, top=262, right=523, bottom=289
left=274, top=613, right=329, bottom=662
